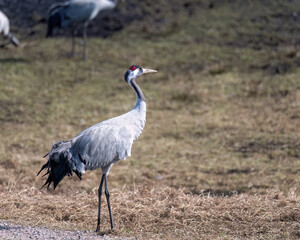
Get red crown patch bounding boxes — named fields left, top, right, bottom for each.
left=130, top=66, right=137, bottom=71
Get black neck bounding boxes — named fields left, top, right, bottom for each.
left=130, top=79, right=146, bottom=102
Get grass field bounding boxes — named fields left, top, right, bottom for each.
left=0, top=0, right=300, bottom=239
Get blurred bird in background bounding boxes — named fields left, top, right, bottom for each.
left=46, top=0, right=119, bottom=60
left=0, top=10, right=19, bottom=47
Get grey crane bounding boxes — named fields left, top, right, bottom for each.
left=38, top=65, right=157, bottom=232
left=0, top=10, right=19, bottom=47
left=46, top=0, right=119, bottom=60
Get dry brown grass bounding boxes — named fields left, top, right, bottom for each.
left=0, top=186, right=299, bottom=239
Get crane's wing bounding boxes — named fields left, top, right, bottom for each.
left=49, top=0, right=97, bottom=27
left=71, top=123, right=135, bottom=171
left=64, top=0, right=97, bottom=23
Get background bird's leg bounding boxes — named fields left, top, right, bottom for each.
left=82, top=21, right=89, bottom=61
left=71, top=28, right=78, bottom=57
left=105, top=174, right=114, bottom=230
left=96, top=174, right=105, bottom=232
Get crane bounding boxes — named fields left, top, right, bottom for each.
left=0, top=10, right=19, bottom=47
left=38, top=65, right=157, bottom=232
left=46, top=0, right=119, bottom=60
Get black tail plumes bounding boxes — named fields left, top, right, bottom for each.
left=46, top=12, right=62, bottom=37
left=37, top=141, right=80, bottom=189
left=46, top=4, right=66, bottom=37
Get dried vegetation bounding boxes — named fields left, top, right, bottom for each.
left=1, top=187, right=299, bottom=240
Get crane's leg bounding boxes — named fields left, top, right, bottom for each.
left=96, top=174, right=105, bottom=232
left=82, top=22, right=89, bottom=61
left=104, top=174, right=114, bottom=230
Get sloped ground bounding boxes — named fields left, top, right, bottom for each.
left=0, top=0, right=300, bottom=239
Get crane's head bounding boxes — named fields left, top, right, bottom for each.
left=124, top=65, right=157, bottom=83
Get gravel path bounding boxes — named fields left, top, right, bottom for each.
left=0, top=220, right=132, bottom=240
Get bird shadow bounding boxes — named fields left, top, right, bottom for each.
left=0, top=57, right=30, bottom=63
left=96, top=229, right=114, bottom=236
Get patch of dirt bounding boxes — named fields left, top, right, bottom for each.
left=0, top=220, right=131, bottom=240
left=228, top=138, right=300, bottom=155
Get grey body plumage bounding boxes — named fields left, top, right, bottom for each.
left=46, top=0, right=119, bottom=60
left=38, top=65, right=157, bottom=232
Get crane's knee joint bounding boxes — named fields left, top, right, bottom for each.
left=105, top=189, right=110, bottom=198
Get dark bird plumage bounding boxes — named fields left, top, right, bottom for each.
left=37, top=141, right=81, bottom=189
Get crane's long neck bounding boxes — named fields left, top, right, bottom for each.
left=130, top=79, right=146, bottom=103
left=128, top=78, right=146, bottom=140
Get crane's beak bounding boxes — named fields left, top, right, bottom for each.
left=142, top=68, right=157, bottom=74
